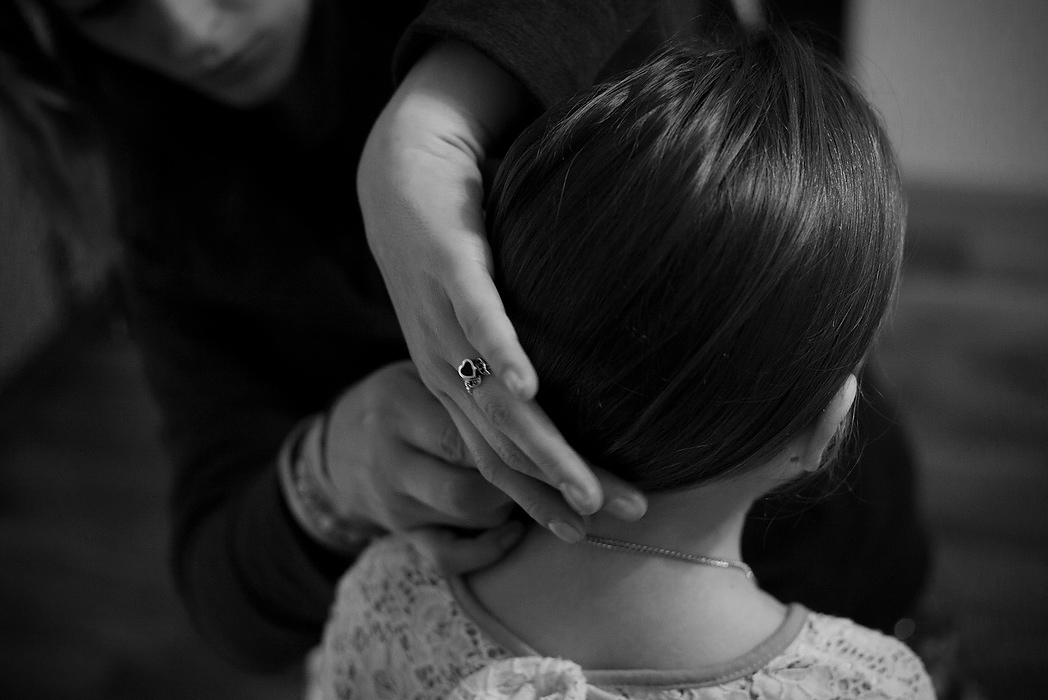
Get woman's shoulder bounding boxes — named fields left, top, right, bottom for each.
left=760, top=610, right=936, bottom=700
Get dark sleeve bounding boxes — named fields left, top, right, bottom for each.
left=394, top=0, right=669, bottom=109
left=96, top=0, right=403, bottom=669
left=123, top=282, right=354, bottom=671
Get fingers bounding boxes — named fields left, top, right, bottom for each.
left=442, top=399, right=589, bottom=543
left=387, top=362, right=474, bottom=467
left=407, top=520, right=525, bottom=575
left=407, top=297, right=599, bottom=524
left=465, top=375, right=603, bottom=515
left=326, top=362, right=515, bottom=534
left=449, top=259, right=537, bottom=400
left=395, top=450, right=514, bottom=530
left=442, top=373, right=648, bottom=537
left=589, top=465, right=648, bottom=522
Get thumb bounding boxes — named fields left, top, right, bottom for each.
left=407, top=520, right=525, bottom=575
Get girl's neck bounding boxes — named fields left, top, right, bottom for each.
left=464, top=479, right=788, bottom=671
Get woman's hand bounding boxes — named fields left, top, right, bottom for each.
left=323, top=361, right=523, bottom=572
left=357, top=41, right=647, bottom=542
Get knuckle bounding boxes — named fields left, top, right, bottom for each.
left=473, top=454, right=502, bottom=485
left=418, top=354, right=448, bottom=385
left=524, top=451, right=558, bottom=480
left=483, top=398, right=512, bottom=431
left=474, top=321, right=513, bottom=358
left=458, top=310, right=482, bottom=342
left=439, top=423, right=468, bottom=466
left=497, top=444, right=537, bottom=479
left=358, top=404, right=390, bottom=432
left=416, top=315, right=444, bottom=351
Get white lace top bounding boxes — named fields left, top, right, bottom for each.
left=311, top=537, right=935, bottom=700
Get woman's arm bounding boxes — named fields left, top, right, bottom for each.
left=127, top=280, right=522, bottom=669
left=122, top=283, right=333, bottom=669
left=359, top=8, right=673, bottom=539
left=395, top=0, right=666, bottom=108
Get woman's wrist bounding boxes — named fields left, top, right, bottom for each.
left=389, top=40, right=537, bottom=161
left=277, top=413, right=384, bottom=557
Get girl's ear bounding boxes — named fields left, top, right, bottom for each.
left=796, top=374, right=858, bottom=473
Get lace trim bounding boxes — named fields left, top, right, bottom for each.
left=447, top=572, right=810, bottom=687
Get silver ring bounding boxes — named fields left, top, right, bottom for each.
left=457, top=357, right=490, bottom=395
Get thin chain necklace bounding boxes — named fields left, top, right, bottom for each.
left=582, top=535, right=755, bottom=581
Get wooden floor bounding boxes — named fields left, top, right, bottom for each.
left=0, top=184, right=1046, bottom=699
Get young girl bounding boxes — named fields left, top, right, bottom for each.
left=312, top=31, right=934, bottom=700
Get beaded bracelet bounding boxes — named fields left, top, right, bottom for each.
left=277, top=412, right=382, bottom=556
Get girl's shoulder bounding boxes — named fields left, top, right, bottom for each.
left=579, top=609, right=935, bottom=700
left=314, top=536, right=514, bottom=699
left=759, top=610, right=936, bottom=700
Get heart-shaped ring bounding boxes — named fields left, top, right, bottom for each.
left=457, top=357, right=491, bottom=395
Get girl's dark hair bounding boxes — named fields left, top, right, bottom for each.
left=487, top=31, right=905, bottom=492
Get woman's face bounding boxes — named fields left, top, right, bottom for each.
left=51, top=0, right=311, bottom=105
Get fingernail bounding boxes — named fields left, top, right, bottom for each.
left=504, top=370, right=532, bottom=399
left=605, top=495, right=647, bottom=521
left=548, top=519, right=583, bottom=544
left=561, top=482, right=598, bottom=516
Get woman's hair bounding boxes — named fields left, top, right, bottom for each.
left=487, top=31, right=905, bottom=493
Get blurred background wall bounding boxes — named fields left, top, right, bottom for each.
left=851, top=0, right=1048, bottom=196
left=849, top=3, right=1048, bottom=699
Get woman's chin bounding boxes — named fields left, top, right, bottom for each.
left=190, top=29, right=305, bottom=107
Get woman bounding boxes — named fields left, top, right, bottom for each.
left=10, top=0, right=927, bottom=671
